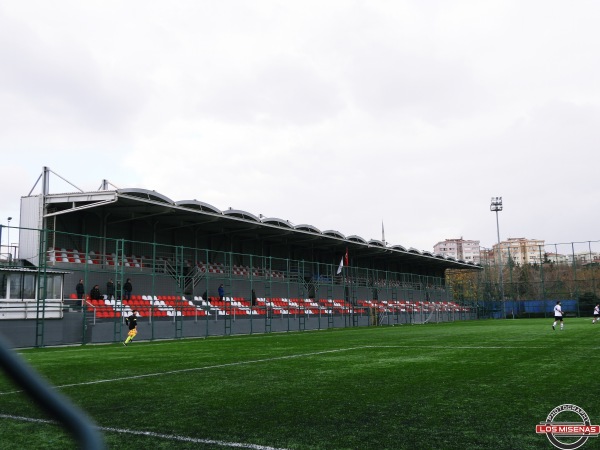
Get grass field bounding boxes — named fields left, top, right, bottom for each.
left=1, top=318, right=599, bottom=449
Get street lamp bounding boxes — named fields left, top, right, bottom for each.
left=6, top=217, right=12, bottom=262
left=490, top=198, right=504, bottom=304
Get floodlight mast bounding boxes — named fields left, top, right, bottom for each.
left=490, top=197, right=504, bottom=307
left=6, top=217, right=11, bottom=262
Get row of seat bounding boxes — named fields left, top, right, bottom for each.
left=48, top=248, right=287, bottom=278
left=87, top=307, right=207, bottom=319
left=199, top=262, right=285, bottom=278
left=49, top=248, right=145, bottom=267
left=83, top=293, right=470, bottom=319
left=86, top=298, right=208, bottom=318
left=358, top=299, right=469, bottom=313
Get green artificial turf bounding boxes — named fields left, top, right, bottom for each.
left=1, top=318, right=598, bottom=449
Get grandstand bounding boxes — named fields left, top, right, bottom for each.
left=0, top=167, right=480, bottom=347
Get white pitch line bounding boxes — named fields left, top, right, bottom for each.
left=373, top=345, right=551, bottom=349
left=2, top=343, right=589, bottom=396
left=0, top=346, right=373, bottom=396
left=0, top=414, right=289, bottom=450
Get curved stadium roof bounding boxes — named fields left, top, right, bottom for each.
left=347, top=235, right=367, bottom=244
left=262, top=218, right=294, bottom=228
left=31, top=170, right=481, bottom=270
left=323, top=230, right=346, bottom=240
left=295, top=224, right=322, bottom=234
left=223, top=209, right=261, bottom=222
left=175, top=200, right=222, bottom=214
left=118, top=188, right=175, bottom=205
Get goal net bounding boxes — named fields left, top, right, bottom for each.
left=411, top=303, right=439, bottom=324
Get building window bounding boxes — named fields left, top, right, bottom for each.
left=0, top=273, right=6, bottom=299
left=9, top=273, right=36, bottom=300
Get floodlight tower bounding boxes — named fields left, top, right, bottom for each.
left=490, top=197, right=504, bottom=303
left=6, top=217, right=11, bottom=262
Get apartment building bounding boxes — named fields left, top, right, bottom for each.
left=433, top=238, right=481, bottom=264
left=492, top=237, right=545, bottom=265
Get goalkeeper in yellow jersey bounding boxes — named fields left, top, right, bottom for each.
left=123, top=310, right=138, bottom=346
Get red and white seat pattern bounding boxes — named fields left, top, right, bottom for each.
left=82, top=293, right=470, bottom=319
left=48, top=248, right=147, bottom=267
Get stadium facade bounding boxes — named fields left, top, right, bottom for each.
left=1, top=167, right=480, bottom=347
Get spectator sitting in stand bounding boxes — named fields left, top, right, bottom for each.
left=90, top=285, right=103, bottom=301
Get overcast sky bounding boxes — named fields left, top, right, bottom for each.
left=1, top=1, right=599, bottom=254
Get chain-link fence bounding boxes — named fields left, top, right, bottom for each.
left=0, top=227, right=480, bottom=347
left=446, top=240, right=600, bottom=318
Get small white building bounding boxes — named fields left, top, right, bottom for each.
left=545, top=252, right=569, bottom=264
left=0, top=267, right=66, bottom=319
left=574, top=251, right=600, bottom=265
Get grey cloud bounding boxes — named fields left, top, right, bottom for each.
left=505, top=101, right=600, bottom=161
left=194, top=58, right=346, bottom=125
left=345, top=44, right=492, bottom=122
left=0, top=11, right=144, bottom=135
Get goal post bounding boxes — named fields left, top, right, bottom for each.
left=411, top=303, right=439, bottom=325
